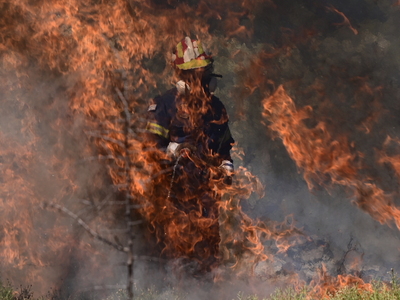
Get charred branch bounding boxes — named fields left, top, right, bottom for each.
left=87, top=134, right=126, bottom=148
left=42, top=201, right=127, bottom=253
left=115, top=86, right=139, bottom=299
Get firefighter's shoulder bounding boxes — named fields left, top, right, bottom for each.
left=148, top=88, right=177, bottom=112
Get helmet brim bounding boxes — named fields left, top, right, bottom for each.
left=175, top=58, right=213, bottom=70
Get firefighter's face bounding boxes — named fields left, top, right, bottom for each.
left=178, top=64, right=216, bottom=94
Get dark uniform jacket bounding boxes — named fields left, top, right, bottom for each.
left=146, top=87, right=234, bottom=163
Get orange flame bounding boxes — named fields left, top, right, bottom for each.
left=262, top=85, right=400, bottom=231
left=327, top=5, right=358, bottom=35
left=310, top=265, right=373, bottom=299
left=4, top=0, right=389, bottom=295
left=262, top=85, right=358, bottom=190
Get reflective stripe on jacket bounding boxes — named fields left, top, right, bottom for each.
left=146, top=88, right=234, bottom=161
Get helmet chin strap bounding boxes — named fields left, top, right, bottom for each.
left=211, top=73, right=222, bottom=78
left=208, top=76, right=217, bottom=94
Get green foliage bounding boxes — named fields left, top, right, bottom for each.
left=235, top=279, right=400, bottom=300
left=104, top=286, right=185, bottom=300
left=0, top=281, right=37, bottom=300
left=0, top=282, right=14, bottom=300
left=269, top=287, right=308, bottom=300
left=3, top=276, right=400, bottom=300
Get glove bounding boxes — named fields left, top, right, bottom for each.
left=219, top=160, right=234, bottom=175
left=166, top=142, right=180, bottom=157
left=166, top=142, right=196, bottom=158
left=219, top=160, right=234, bottom=185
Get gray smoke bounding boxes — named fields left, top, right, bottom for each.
left=2, top=0, right=400, bottom=299
left=223, top=0, right=400, bottom=285
left=0, top=61, right=126, bottom=297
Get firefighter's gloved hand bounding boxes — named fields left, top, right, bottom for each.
left=219, top=160, right=234, bottom=175
left=219, top=160, right=234, bottom=185
left=166, top=142, right=180, bottom=157
left=166, top=142, right=195, bottom=158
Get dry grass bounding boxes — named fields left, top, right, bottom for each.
left=2, top=277, right=400, bottom=300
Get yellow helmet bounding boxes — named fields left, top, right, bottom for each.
left=172, top=37, right=213, bottom=70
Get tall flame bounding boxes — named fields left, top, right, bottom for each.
left=0, top=0, right=296, bottom=294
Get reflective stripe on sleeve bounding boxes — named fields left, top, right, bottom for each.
left=146, top=122, right=169, bottom=139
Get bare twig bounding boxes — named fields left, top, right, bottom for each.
left=128, top=255, right=167, bottom=263
left=80, top=200, right=143, bottom=209
left=115, top=86, right=139, bottom=300
left=85, top=129, right=126, bottom=135
left=101, top=32, right=131, bottom=100
left=129, top=220, right=143, bottom=226
left=86, top=133, right=126, bottom=148
left=78, top=284, right=126, bottom=292
left=76, top=193, right=114, bottom=216
left=150, top=166, right=175, bottom=180
left=115, top=87, right=132, bottom=123
left=42, top=201, right=127, bottom=253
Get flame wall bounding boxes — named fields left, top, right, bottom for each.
left=2, top=0, right=400, bottom=298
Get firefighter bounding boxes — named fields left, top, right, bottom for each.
left=146, top=36, right=234, bottom=171
left=145, top=36, right=235, bottom=272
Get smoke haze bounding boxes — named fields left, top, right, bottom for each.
left=2, top=0, right=400, bottom=298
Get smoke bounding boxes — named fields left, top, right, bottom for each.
left=0, top=58, right=126, bottom=296
left=231, top=0, right=400, bottom=283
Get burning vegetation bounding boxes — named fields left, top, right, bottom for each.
left=2, top=0, right=400, bottom=299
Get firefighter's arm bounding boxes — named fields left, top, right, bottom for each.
left=145, top=100, right=170, bottom=149
left=217, top=124, right=235, bottom=160
left=211, top=96, right=235, bottom=163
